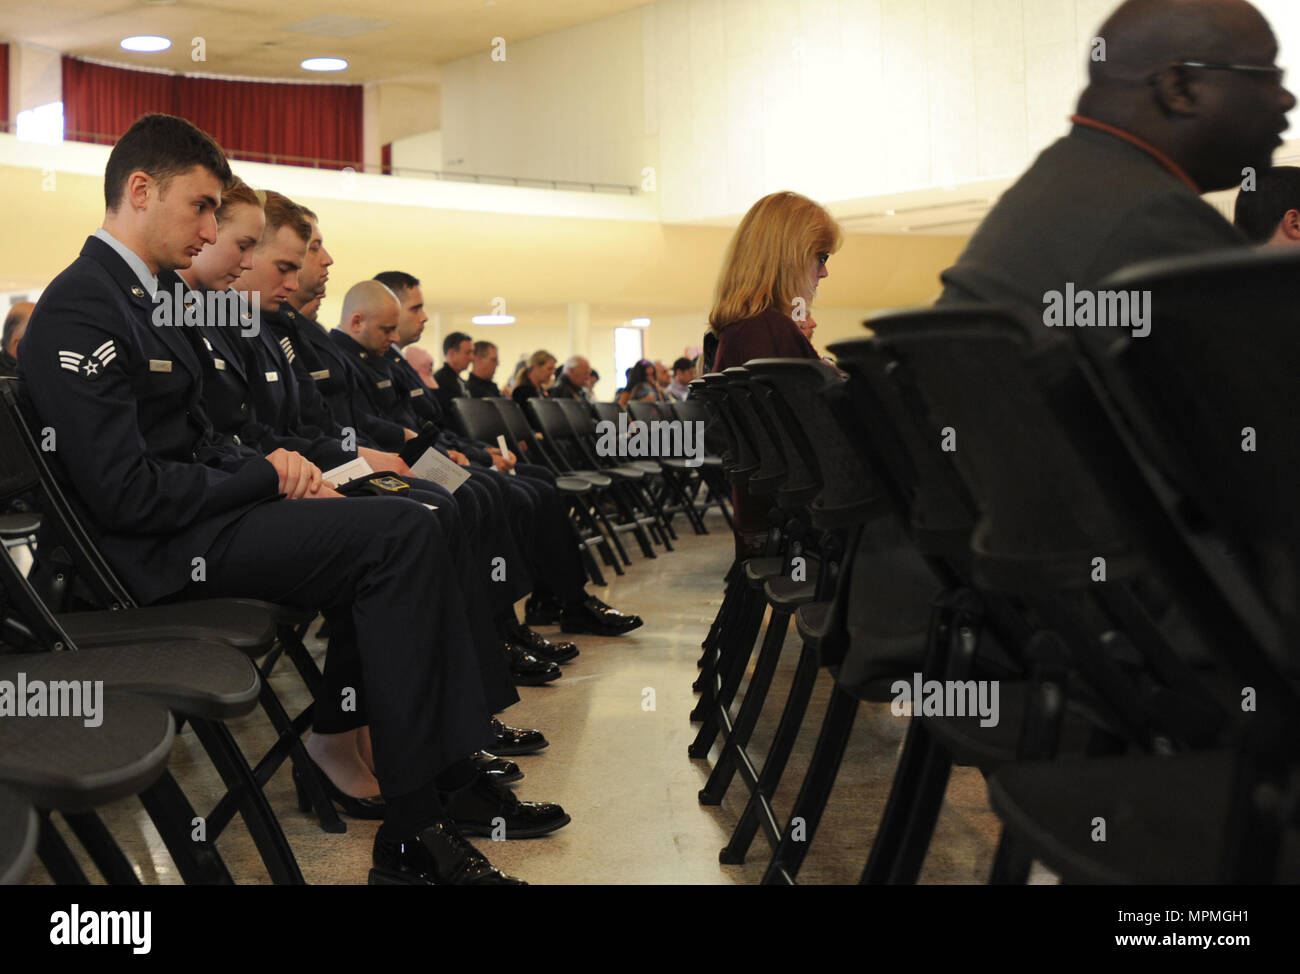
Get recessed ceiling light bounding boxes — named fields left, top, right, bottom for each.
left=301, top=57, right=348, bottom=72
left=472, top=314, right=515, bottom=325
left=626, top=317, right=651, bottom=328
left=121, top=35, right=171, bottom=52
left=885, top=209, right=896, bottom=216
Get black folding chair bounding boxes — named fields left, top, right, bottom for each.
left=449, top=396, right=617, bottom=584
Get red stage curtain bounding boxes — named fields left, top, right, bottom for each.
left=1, top=44, right=9, bottom=132
left=61, top=57, right=363, bottom=168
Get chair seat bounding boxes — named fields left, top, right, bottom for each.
left=4, top=643, right=261, bottom=721
left=0, top=786, right=37, bottom=885
left=988, top=749, right=1300, bottom=883
left=0, top=512, right=40, bottom=538
left=571, top=470, right=614, bottom=488
left=763, top=575, right=817, bottom=609
left=794, top=601, right=831, bottom=649
left=59, top=599, right=279, bottom=654
left=628, top=460, right=663, bottom=475
left=924, top=683, right=1104, bottom=769
left=603, top=466, right=646, bottom=480
left=556, top=476, right=594, bottom=493
left=0, top=689, right=174, bottom=812
left=743, top=556, right=786, bottom=587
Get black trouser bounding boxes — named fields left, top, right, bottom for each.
left=312, top=479, right=519, bottom=731
left=186, top=496, right=492, bottom=795
left=512, top=464, right=589, bottom=603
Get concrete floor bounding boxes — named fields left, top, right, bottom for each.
left=26, top=513, right=1026, bottom=885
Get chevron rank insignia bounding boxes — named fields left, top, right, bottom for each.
left=279, top=336, right=296, bottom=363
left=58, top=340, right=117, bottom=381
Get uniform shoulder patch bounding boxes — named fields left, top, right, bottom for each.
left=59, top=340, right=117, bottom=380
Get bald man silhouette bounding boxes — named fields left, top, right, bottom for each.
left=939, top=0, right=1295, bottom=348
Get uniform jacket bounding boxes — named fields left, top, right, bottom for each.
left=18, top=235, right=279, bottom=604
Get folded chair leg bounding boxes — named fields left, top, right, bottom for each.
left=137, top=769, right=235, bottom=884
left=988, top=828, right=1034, bottom=884
left=189, top=717, right=305, bottom=885
left=37, top=813, right=91, bottom=885
left=761, top=683, right=859, bottom=884
left=61, top=810, right=142, bottom=885
left=721, top=639, right=820, bottom=864
left=700, top=608, right=792, bottom=805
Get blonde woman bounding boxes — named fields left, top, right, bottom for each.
left=511, top=349, right=558, bottom=405
left=708, top=191, right=842, bottom=556
left=710, top=191, right=841, bottom=371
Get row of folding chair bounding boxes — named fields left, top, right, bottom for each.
left=691, top=248, right=1300, bottom=884
left=0, top=376, right=334, bottom=884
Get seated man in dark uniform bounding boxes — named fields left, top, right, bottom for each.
left=177, top=182, right=566, bottom=816
left=937, top=0, right=1292, bottom=350
left=432, top=330, right=474, bottom=412
left=467, top=340, right=503, bottom=398
left=17, top=112, right=531, bottom=884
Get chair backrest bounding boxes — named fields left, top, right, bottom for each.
left=867, top=306, right=1138, bottom=591
left=450, top=396, right=510, bottom=446
left=746, top=359, right=885, bottom=529
left=556, top=397, right=598, bottom=438
left=867, top=306, right=1300, bottom=748
left=720, top=368, right=785, bottom=495
left=666, top=396, right=728, bottom=458
left=523, top=398, right=589, bottom=472
left=626, top=401, right=664, bottom=424
left=592, top=402, right=622, bottom=426
left=1099, top=249, right=1300, bottom=641
left=489, top=398, right=556, bottom=469
left=0, top=379, right=133, bottom=610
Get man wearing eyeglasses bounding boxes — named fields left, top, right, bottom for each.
left=938, top=0, right=1295, bottom=349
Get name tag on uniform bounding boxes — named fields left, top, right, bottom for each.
left=376, top=379, right=392, bottom=389
left=149, top=360, right=172, bottom=373
left=409, top=388, right=424, bottom=397
left=214, top=359, right=227, bottom=371
left=311, top=369, right=330, bottom=381
left=265, top=371, right=279, bottom=382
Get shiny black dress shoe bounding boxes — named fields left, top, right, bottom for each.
left=560, top=596, right=644, bottom=636
left=443, top=773, right=571, bottom=839
left=473, top=750, right=523, bottom=784
left=523, top=594, right=564, bottom=627
left=504, top=641, right=561, bottom=686
left=489, top=717, right=549, bottom=755
left=370, top=820, right=525, bottom=885
left=509, top=625, right=579, bottom=663
left=293, top=757, right=385, bottom=820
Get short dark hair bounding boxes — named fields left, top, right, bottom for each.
left=2, top=303, right=31, bottom=356
left=104, top=113, right=232, bottom=211
left=473, top=340, right=497, bottom=356
left=443, top=331, right=473, bottom=354
left=1234, top=166, right=1300, bottom=243
left=374, top=271, right=420, bottom=297
left=672, top=356, right=694, bottom=373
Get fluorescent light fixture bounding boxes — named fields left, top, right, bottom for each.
left=121, top=35, right=171, bottom=52
left=16, top=102, right=64, bottom=144
left=625, top=317, right=651, bottom=328
left=301, top=57, right=348, bottom=72
left=471, top=314, right=515, bottom=325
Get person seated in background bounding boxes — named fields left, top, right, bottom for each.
left=433, top=330, right=474, bottom=410
left=664, top=357, right=696, bottom=401
left=1234, top=165, right=1300, bottom=246
left=710, top=190, right=839, bottom=372
left=405, top=345, right=438, bottom=387
left=551, top=355, right=591, bottom=399
left=501, top=356, right=526, bottom=398
left=0, top=301, right=33, bottom=377
left=708, top=189, right=842, bottom=556
left=617, top=360, right=660, bottom=408
left=511, top=350, right=557, bottom=403
left=937, top=0, right=1290, bottom=349
left=468, top=340, right=502, bottom=397
left=586, top=368, right=600, bottom=399
left=653, top=360, right=671, bottom=393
